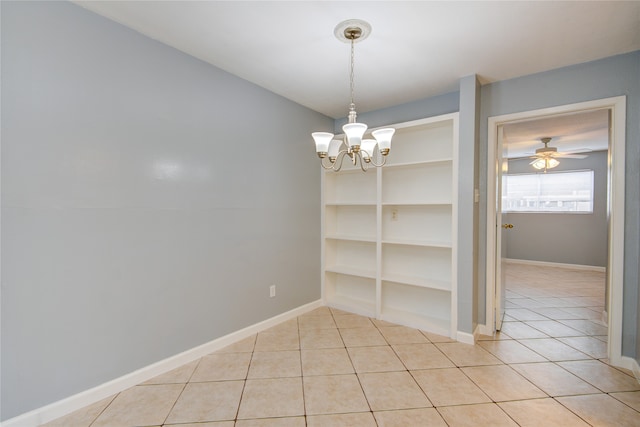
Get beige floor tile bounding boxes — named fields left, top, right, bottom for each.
left=558, top=360, right=640, bottom=392
left=437, top=403, right=518, bottom=427
left=499, top=398, right=590, bottom=427
left=530, top=307, right=583, bottom=320
left=165, top=381, right=243, bottom=424
left=391, top=343, right=454, bottom=370
left=190, top=352, right=251, bottom=382
left=476, top=330, right=513, bottom=341
left=298, top=315, right=337, bottom=329
left=306, top=412, right=377, bottom=427
left=215, top=335, right=257, bottom=354
left=165, top=422, right=234, bottom=427
left=359, top=371, right=431, bottom=411
left=142, top=359, right=199, bottom=385
left=333, top=314, right=374, bottom=328
left=499, top=322, right=549, bottom=339
left=303, top=374, right=370, bottom=415
left=518, top=338, right=591, bottom=361
left=525, top=320, right=583, bottom=337
left=478, top=340, right=546, bottom=364
left=421, top=331, right=456, bottom=343
left=299, top=328, right=344, bottom=349
left=505, top=308, right=548, bottom=321
left=92, top=384, right=183, bottom=426
left=339, top=327, right=387, bottom=347
left=237, top=377, right=304, bottom=419
left=435, top=342, right=502, bottom=367
left=329, top=307, right=353, bottom=316
left=247, top=350, right=301, bottom=379
left=373, top=408, right=447, bottom=427
left=41, top=395, right=116, bottom=427
left=557, top=394, right=640, bottom=427
left=562, top=306, right=604, bottom=320
left=302, top=307, right=333, bottom=316
left=411, top=367, right=491, bottom=406
left=611, top=391, right=640, bottom=412
left=378, top=325, right=429, bottom=344
left=510, top=362, right=599, bottom=396
left=462, top=365, right=546, bottom=402
left=371, top=318, right=400, bottom=327
left=558, top=336, right=609, bottom=358
left=301, top=348, right=354, bottom=376
left=254, top=330, right=300, bottom=351
left=558, top=319, right=609, bottom=335
left=348, top=346, right=405, bottom=373
left=235, top=417, right=306, bottom=427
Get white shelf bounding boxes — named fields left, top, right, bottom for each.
left=381, top=282, right=452, bottom=335
left=381, top=273, right=451, bottom=291
left=325, top=170, right=376, bottom=205
left=383, top=158, right=453, bottom=169
left=382, top=204, right=452, bottom=244
left=321, top=113, right=458, bottom=337
left=382, top=244, right=452, bottom=284
left=382, top=162, right=453, bottom=205
left=324, top=272, right=376, bottom=317
left=325, top=205, right=376, bottom=241
left=325, top=265, right=376, bottom=279
left=326, top=234, right=377, bottom=243
left=382, top=238, right=451, bottom=248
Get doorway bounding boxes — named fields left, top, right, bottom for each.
left=485, top=96, right=626, bottom=366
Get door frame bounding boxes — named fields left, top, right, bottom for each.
left=485, top=96, right=626, bottom=366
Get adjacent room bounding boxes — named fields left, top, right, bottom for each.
left=2, top=1, right=639, bottom=426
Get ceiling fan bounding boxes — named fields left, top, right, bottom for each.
left=523, top=137, right=590, bottom=171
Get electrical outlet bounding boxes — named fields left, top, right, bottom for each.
left=269, top=285, right=276, bottom=298
left=391, top=209, right=398, bottom=221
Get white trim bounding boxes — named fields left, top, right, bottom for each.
left=456, top=330, right=475, bottom=345
left=505, top=258, right=606, bottom=273
left=485, top=96, right=626, bottom=368
left=619, top=357, right=640, bottom=385
left=476, top=323, right=494, bottom=337
left=1, top=300, right=323, bottom=427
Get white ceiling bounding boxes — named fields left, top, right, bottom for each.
left=75, top=1, right=640, bottom=120
left=502, top=109, right=610, bottom=159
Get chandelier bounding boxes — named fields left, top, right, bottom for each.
left=312, top=19, right=395, bottom=172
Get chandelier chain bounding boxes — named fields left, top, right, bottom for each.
left=349, top=37, right=356, bottom=112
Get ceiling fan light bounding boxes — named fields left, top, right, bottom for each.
left=547, top=158, right=560, bottom=168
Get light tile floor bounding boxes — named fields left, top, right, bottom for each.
left=44, top=264, right=640, bottom=426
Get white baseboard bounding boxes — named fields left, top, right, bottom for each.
left=476, top=323, right=494, bottom=337
left=456, top=329, right=476, bottom=345
left=506, top=258, right=606, bottom=272
left=1, top=300, right=323, bottom=427
left=620, top=356, right=640, bottom=385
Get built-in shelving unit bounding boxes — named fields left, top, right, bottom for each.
left=321, top=113, right=459, bottom=336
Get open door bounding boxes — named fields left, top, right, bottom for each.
left=495, top=125, right=510, bottom=331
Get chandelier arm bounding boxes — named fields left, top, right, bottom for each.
left=357, top=153, right=369, bottom=172
left=368, top=154, right=387, bottom=168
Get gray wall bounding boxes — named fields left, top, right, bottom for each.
left=504, top=151, right=609, bottom=267
left=478, top=52, right=640, bottom=359
left=1, top=1, right=329, bottom=420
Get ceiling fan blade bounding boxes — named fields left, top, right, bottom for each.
left=555, top=153, right=588, bottom=159
left=559, top=148, right=593, bottom=155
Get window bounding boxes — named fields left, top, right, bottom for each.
left=503, top=170, right=594, bottom=213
